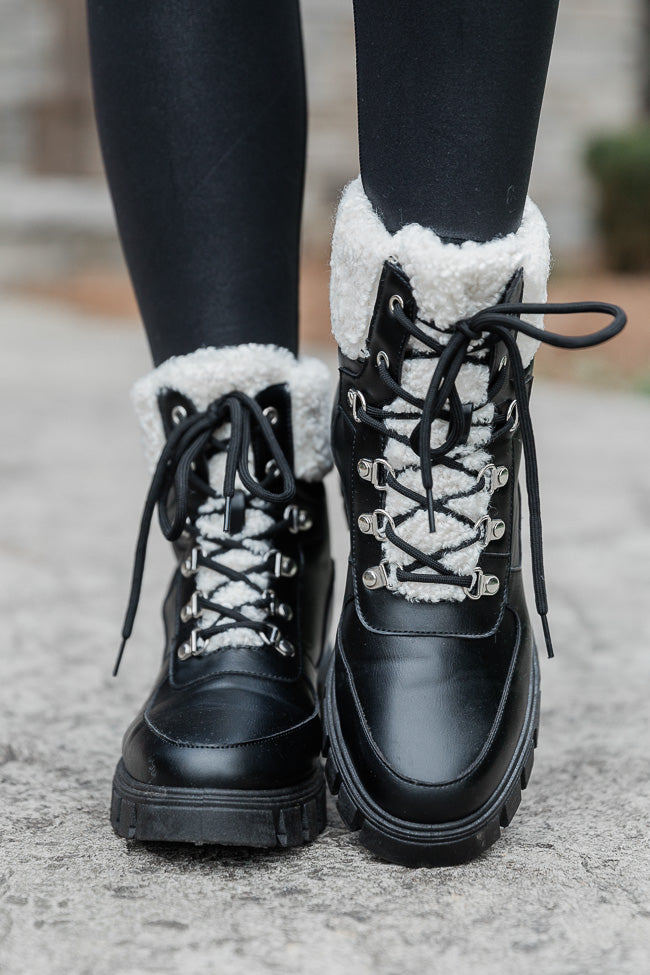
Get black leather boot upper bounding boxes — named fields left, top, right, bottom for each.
left=117, top=371, right=333, bottom=794
left=330, top=261, right=539, bottom=824
left=329, top=257, right=626, bottom=836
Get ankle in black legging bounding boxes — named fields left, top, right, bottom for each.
left=87, top=0, right=306, bottom=365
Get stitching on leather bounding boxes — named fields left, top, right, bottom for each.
left=336, top=608, right=527, bottom=790
left=143, top=706, right=319, bottom=750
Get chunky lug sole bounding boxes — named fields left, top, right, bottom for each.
left=111, top=761, right=326, bottom=848
left=322, top=651, right=540, bottom=867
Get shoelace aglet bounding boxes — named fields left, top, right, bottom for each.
left=426, top=489, right=436, bottom=533
left=113, top=636, right=127, bottom=678
left=541, top=614, right=554, bottom=659
left=223, top=495, right=233, bottom=534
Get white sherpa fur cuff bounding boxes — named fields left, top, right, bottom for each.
left=330, top=175, right=551, bottom=367
left=131, top=344, right=333, bottom=481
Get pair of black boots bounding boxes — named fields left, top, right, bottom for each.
left=111, top=182, right=624, bottom=866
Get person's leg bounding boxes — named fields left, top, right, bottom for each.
left=90, top=2, right=334, bottom=848
left=87, top=0, right=306, bottom=363
left=353, top=0, right=559, bottom=241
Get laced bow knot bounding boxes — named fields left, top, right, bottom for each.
left=114, top=389, right=296, bottom=675
left=379, top=295, right=626, bottom=660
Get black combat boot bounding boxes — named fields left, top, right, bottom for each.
left=111, top=344, right=334, bottom=847
left=322, top=178, right=625, bottom=866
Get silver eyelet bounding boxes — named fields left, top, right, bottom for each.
left=171, top=404, right=188, bottom=425
left=477, top=463, right=509, bottom=493
left=180, top=591, right=203, bottom=623
left=464, top=567, right=500, bottom=600
left=498, top=354, right=508, bottom=373
left=362, top=560, right=396, bottom=591
left=177, top=628, right=205, bottom=660
left=474, top=516, right=506, bottom=545
left=263, top=405, right=279, bottom=426
left=357, top=457, right=393, bottom=490
left=284, top=505, right=313, bottom=534
left=388, top=294, right=404, bottom=316
left=263, top=589, right=294, bottom=621
left=180, top=546, right=202, bottom=577
left=347, top=388, right=367, bottom=424
left=269, top=551, right=297, bottom=578
left=262, top=625, right=296, bottom=658
left=275, top=638, right=295, bottom=658
left=358, top=508, right=395, bottom=541
left=376, top=350, right=390, bottom=370
left=506, top=399, right=519, bottom=433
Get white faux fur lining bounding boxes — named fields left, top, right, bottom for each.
left=381, top=363, right=493, bottom=602
left=330, top=175, right=551, bottom=367
left=131, top=343, right=332, bottom=480
left=193, top=455, right=277, bottom=652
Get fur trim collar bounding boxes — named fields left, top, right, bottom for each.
left=131, top=344, right=332, bottom=481
left=330, top=175, right=551, bottom=367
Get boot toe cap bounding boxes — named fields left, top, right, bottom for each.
left=331, top=609, right=535, bottom=826
left=122, top=679, right=321, bottom=791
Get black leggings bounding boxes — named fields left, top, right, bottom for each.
left=87, top=0, right=559, bottom=365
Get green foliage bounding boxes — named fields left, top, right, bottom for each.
left=586, top=126, right=650, bottom=271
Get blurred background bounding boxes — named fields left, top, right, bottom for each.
left=1, top=0, right=649, bottom=383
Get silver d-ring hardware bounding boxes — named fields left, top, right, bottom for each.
left=180, top=591, right=202, bottom=623
left=265, top=589, right=295, bottom=621
left=357, top=457, right=394, bottom=490
left=358, top=509, right=395, bottom=541
left=271, top=551, right=297, bottom=578
left=171, top=404, right=188, bottom=425
left=284, top=505, right=313, bottom=534
left=388, top=294, right=404, bottom=316
left=376, top=350, right=390, bottom=370
left=372, top=509, right=395, bottom=540
left=180, top=546, right=201, bottom=577
left=498, top=354, right=508, bottom=373
left=474, top=516, right=506, bottom=545
left=347, top=388, right=367, bottom=424
left=177, top=628, right=205, bottom=660
left=275, top=637, right=295, bottom=658
left=464, top=567, right=500, bottom=600
left=358, top=513, right=373, bottom=534
left=261, top=626, right=296, bottom=658
left=477, top=463, right=509, bottom=493
left=263, top=405, right=279, bottom=426
left=506, top=399, right=519, bottom=433
left=362, top=559, right=396, bottom=591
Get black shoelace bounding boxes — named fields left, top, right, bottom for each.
left=354, top=297, right=626, bottom=659
left=113, top=391, right=296, bottom=675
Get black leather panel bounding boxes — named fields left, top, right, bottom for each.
left=120, top=385, right=333, bottom=793
left=329, top=259, right=539, bottom=827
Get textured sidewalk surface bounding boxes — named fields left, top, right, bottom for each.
left=1, top=297, right=649, bottom=975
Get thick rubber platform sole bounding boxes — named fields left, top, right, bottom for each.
left=322, top=654, right=540, bottom=867
left=111, top=761, right=326, bottom=848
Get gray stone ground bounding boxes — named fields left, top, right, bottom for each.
left=1, top=295, right=649, bottom=975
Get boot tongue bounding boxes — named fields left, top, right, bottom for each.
left=501, top=267, right=525, bottom=303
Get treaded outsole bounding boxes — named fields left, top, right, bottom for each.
left=322, top=657, right=540, bottom=867
left=111, top=761, right=327, bottom=848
